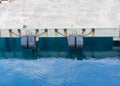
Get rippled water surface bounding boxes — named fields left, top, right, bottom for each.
left=0, top=58, right=120, bottom=86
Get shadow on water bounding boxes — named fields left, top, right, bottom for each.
left=0, top=49, right=120, bottom=60
left=0, top=37, right=120, bottom=60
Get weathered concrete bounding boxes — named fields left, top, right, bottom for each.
left=0, top=0, right=120, bottom=28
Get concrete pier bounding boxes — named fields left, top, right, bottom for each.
left=0, top=0, right=120, bottom=28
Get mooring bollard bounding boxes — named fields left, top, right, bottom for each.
left=35, top=29, right=39, bottom=37
left=55, top=29, right=58, bottom=37
left=64, top=29, right=67, bottom=36
left=18, top=29, right=21, bottom=37
left=92, top=28, right=95, bottom=37
left=9, top=29, right=12, bottom=37
left=82, top=29, right=86, bottom=36
left=45, top=29, right=48, bottom=37
left=0, top=30, right=1, bottom=37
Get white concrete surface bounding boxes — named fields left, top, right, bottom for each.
left=0, top=0, right=120, bottom=28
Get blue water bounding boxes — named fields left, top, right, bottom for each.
left=0, top=58, right=120, bottom=86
